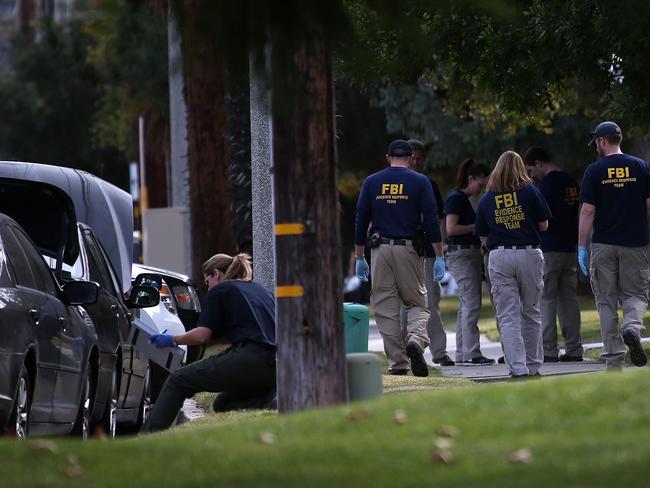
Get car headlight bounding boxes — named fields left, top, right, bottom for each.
left=160, top=284, right=177, bottom=315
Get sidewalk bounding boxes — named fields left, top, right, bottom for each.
left=367, top=320, right=641, bottom=381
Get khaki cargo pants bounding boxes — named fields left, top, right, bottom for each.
left=488, top=248, right=544, bottom=376
left=371, top=242, right=430, bottom=370
left=590, top=243, right=649, bottom=366
left=399, top=257, right=448, bottom=360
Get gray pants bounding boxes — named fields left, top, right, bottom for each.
left=372, top=243, right=430, bottom=370
left=489, top=248, right=544, bottom=376
left=541, top=252, right=582, bottom=357
left=141, top=343, right=276, bottom=433
left=446, top=248, right=483, bottom=362
left=400, top=257, right=448, bottom=360
left=590, top=243, right=649, bottom=366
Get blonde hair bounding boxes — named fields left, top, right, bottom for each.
left=202, top=253, right=253, bottom=281
left=485, top=150, right=532, bottom=193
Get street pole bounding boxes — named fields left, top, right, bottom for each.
left=249, top=45, right=275, bottom=290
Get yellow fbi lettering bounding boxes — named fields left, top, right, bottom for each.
left=607, top=167, right=629, bottom=179
left=377, top=183, right=408, bottom=204
left=494, top=192, right=525, bottom=229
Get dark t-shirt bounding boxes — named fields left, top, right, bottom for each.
left=354, top=166, right=441, bottom=245
left=198, top=280, right=276, bottom=347
left=580, top=153, right=650, bottom=247
left=444, top=189, right=480, bottom=246
left=430, top=178, right=444, bottom=221
left=536, top=171, right=579, bottom=252
left=475, top=184, right=552, bottom=249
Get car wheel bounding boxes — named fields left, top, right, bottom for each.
left=10, top=365, right=31, bottom=439
left=72, top=369, right=94, bottom=439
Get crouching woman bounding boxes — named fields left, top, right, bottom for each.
left=141, top=253, right=276, bottom=433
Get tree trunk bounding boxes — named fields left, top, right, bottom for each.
left=183, top=34, right=235, bottom=284
left=272, top=37, right=346, bottom=412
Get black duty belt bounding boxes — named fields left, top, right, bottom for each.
left=379, top=238, right=411, bottom=246
left=446, top=244, right=481, bottom=252
left=494, top=245, right=540, bottom=250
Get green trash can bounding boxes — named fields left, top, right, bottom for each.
left=343, top=302, right=369, bottom=354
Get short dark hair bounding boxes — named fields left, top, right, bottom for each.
left=604, top=133, right=623, bottom=145
left=407, top=138, right=426, bottom=154
left=522, top=146, right=552, bottom=166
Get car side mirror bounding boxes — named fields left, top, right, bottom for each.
left=133, top=273, right=163, bottom=290
left=62, top=281, right=99, bottom=306
left=126, top=285, right=160, bottom=308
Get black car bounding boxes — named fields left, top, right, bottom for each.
left=0, top=164, right=159, bottom=436
left=0, top=213, right=100, bottom=438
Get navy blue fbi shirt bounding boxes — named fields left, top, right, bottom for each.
left=445, top=189, right=480, bottom=246
left=354, top=167, right=441, bottom=245
left=580, top=153, right=650, bottom=247
left=536, top=171, right=579, bottom=252
left=475, top=184, right=552, bottom=249
left=198, top=280, right=276, bottom=347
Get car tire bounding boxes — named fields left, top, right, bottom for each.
left=71, top=364, right=95, bottom=439
left=9, top=365, right=31, bottom=439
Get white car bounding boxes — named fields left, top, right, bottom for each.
left=131, top=264, right=188, bottom=355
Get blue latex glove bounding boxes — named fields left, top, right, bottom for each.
left=578, top=246, right=588, bottom=276
left=149, top=334, right=175, bottom=349
left=433, top=256, right=446, bottom=282
left=355, top=257, right=369, bottom=282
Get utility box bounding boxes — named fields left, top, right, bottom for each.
left=142, top=206, right=191, bottom=276
left=343, top=303, right=369, bottom=354
left=347, top=353, right=383, bottom=402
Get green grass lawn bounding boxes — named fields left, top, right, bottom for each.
left=4, top=369, right=650, bottom=487
left=439, top=294, right=650, bottom=346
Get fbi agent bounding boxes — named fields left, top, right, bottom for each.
left=355, top=139, right=445, bottom=377
left=444, top=159, right=494, bottom=365
left=578, top=121, right=650, bottom=369
left=475, top=151, right=551, bottom=378
left=399, top=139, right=454, bottom=367
left=142, top=253, right=276, bottom=433
left=524, top=147, right=583, bottom=362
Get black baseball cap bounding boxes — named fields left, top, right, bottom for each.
left=386, top=139, right=413, bottom=157
left=588, top=121, right=622, bottom=146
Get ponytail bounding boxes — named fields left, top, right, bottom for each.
left=456, top=158, right=489, bottom=189
left=224, top=253, right=253, bottom=281
left=202, top=252, right=253, bottom=281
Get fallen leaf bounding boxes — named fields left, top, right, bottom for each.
left=29, top=440, right=58, bottom=454
left=60, top=463, right=85, bottom=478
left=67, top=453, right=79, bottom=465
left=393, top=409, right=407, bottom=425
left=434, top=437, right=454, bottom=450
left=345, top=409, right=370, bottom=421
left=430, top=450, right=456, bottom=464
left=258, top=432, right=275, bottom=444
left=508, top=448, right=533, bottom=464
left=436, top=425, right=460, bottom=438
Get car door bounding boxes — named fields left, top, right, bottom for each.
left=9, top=225, right=86, bottom=423
left=0, top=226, right=62, bottom=423
left=81, top=228, right=143, bottom=409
